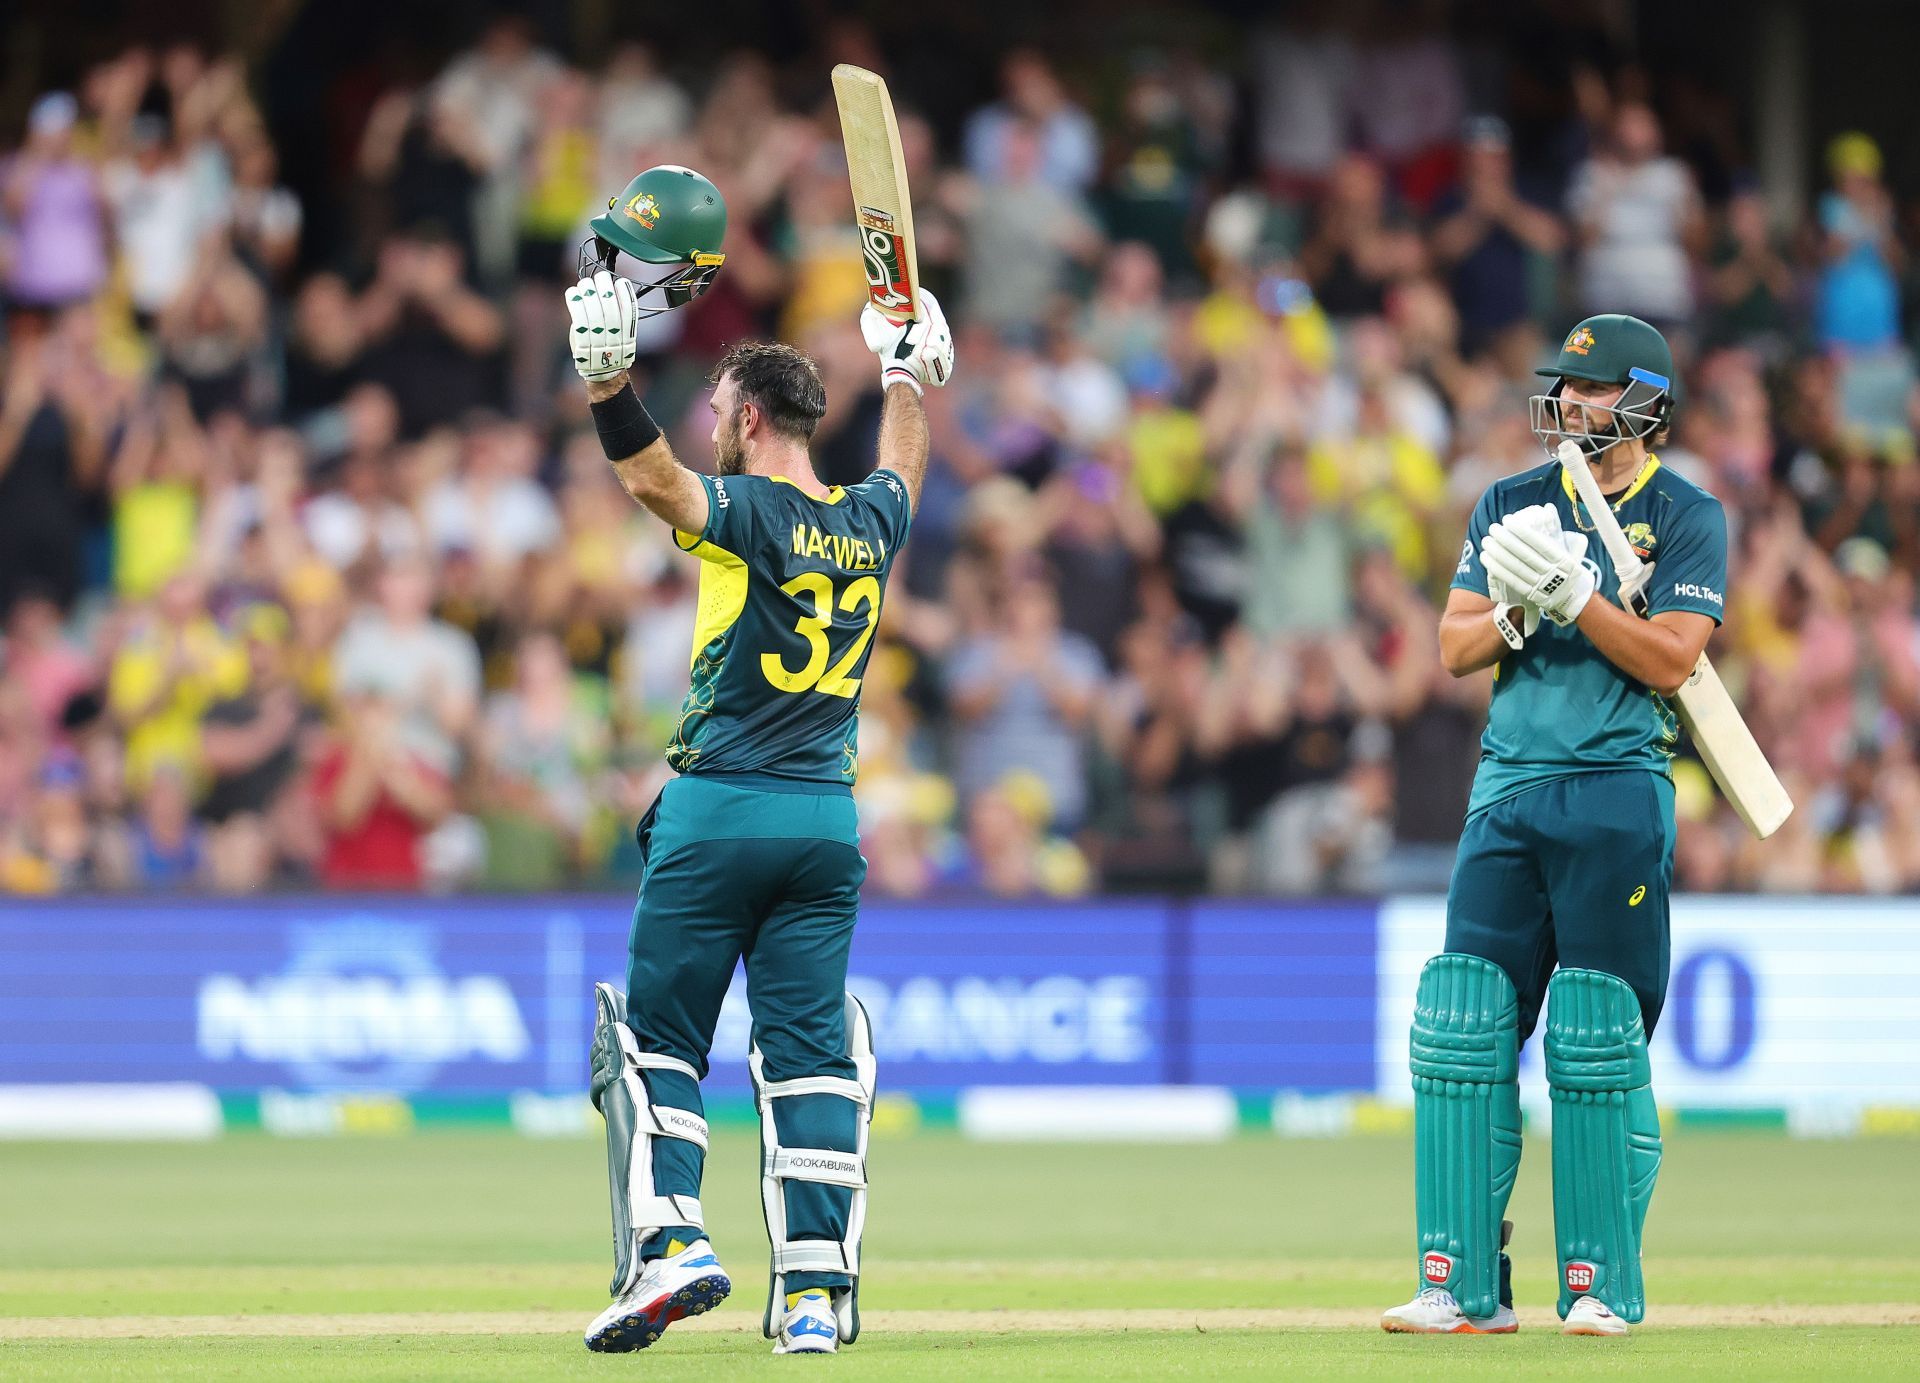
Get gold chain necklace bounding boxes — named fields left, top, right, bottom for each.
left=1564, top=455, right=1658, bottom=533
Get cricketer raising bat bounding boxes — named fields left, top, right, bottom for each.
left=1557, top=439, right=1793, bottom=838
left=832, top=64, right=922, bottom=325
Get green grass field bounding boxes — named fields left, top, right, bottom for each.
left=2, top=1128, right=1915, bottom=1379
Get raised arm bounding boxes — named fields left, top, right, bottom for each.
left=568, top=271, right=709, bottom=535
left=861, top=289, right=955, bottom=511
left=583, top=372, right=709, bottom=534
left=876, top=382, right=930, bottom=508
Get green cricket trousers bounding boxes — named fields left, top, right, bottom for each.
left=622, top=775, right=867, bottom=1291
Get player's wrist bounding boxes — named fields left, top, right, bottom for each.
left=1491, top=604, right=1526, bottom=650
left=881, top=367, right=922, bottom=396
left=590, top=382, right=662, bottom=461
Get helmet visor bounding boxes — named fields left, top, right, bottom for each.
left=1529, top=370, right=1669, bottom=458
left=578, top=237, right=725, bottom=317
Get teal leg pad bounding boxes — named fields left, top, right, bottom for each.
left=1546, top=967, right=1662, bottom=1323
left=1411, top=953, right=1522, bottom=1319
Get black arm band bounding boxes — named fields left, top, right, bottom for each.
left=590, top=384, right=662, bottom=461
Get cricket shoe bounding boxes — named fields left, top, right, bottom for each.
left=773, top=1289, right=840, bottom=1355
left=583, top=1239, right=731, bottom=1352
left=1381, top=1287, right=1519, bottom=1334
left=1562, top=1294, right=1629, bottom=1336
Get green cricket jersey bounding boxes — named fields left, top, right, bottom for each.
left=1451, top=454, right=1728, bottom=817
left=664, top=468, right=912, bottom=791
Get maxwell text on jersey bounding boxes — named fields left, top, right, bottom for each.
left=791, top=522, right=885, bottom=572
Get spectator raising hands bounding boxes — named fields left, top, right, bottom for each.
left=0, top=20, right=1916, bottom=900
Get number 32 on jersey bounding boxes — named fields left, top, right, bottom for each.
left=762, top=571, right=881, bottom=698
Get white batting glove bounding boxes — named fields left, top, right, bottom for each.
left=1487, top=570, right=1540, bottom=649
left=861, top=288, right=954, bottom=394
left=1482, top=521, right=1596, bottom=628
left=1514, top=498, right=1656, bottom=613
left=1510, top=502, right=1564, bottom=540
left=1485, top=504, right=1558, bottom=647
left=567, top=272, right=637, bottom=381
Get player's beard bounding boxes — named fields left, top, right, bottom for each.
left=1541, top=394, right=1622, bottom=458
left=714, top=406, right=748, bottom=476
left=1567, top=422, right=1619, bottom=458
left=1567, top=406, right=1622, bottom=457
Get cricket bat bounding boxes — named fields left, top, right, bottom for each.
left=831, top=64, right=922, bottom=325
left=1557, top=440, right=1793, bottom=838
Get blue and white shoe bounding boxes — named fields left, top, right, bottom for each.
left=774, top=1289, right=840, bottom=1355
left=584, top=1239, right=732, bottom=1353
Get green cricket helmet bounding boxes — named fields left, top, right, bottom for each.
left=580, top=164, right=727, bottom=317
left=1530, top=314, right=1678, bottom=458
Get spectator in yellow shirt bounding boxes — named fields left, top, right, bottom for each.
left=1306, top=385, right=1445, bottom=579
left=280, top=557, right=347, bottom=708
left=511, top=68, right=598, bottom=413
left=111, top=385, right=206, bottom=598
left=108, top=570, right=246, bottom=793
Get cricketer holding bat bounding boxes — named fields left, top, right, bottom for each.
left=563, top=166, right=955, bottom=1355
left=1382, top=315, right=1727, bottom=1337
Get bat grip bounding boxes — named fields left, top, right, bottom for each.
left=1558, top=442, right=1642, bottom=577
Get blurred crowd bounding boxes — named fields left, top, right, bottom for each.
left=3, top=9, right=1920, bottom=900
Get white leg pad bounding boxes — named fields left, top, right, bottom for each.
left=774, top=1241, right=858, bottom=1274
left=752, top=993, right=876, bottom=1343
left=770, top=1148, right=866, bottom=1187
left=592, top=984, right=713, bottom=1296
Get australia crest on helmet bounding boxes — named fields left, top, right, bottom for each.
left=581, top=164, right=729, bottom=318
